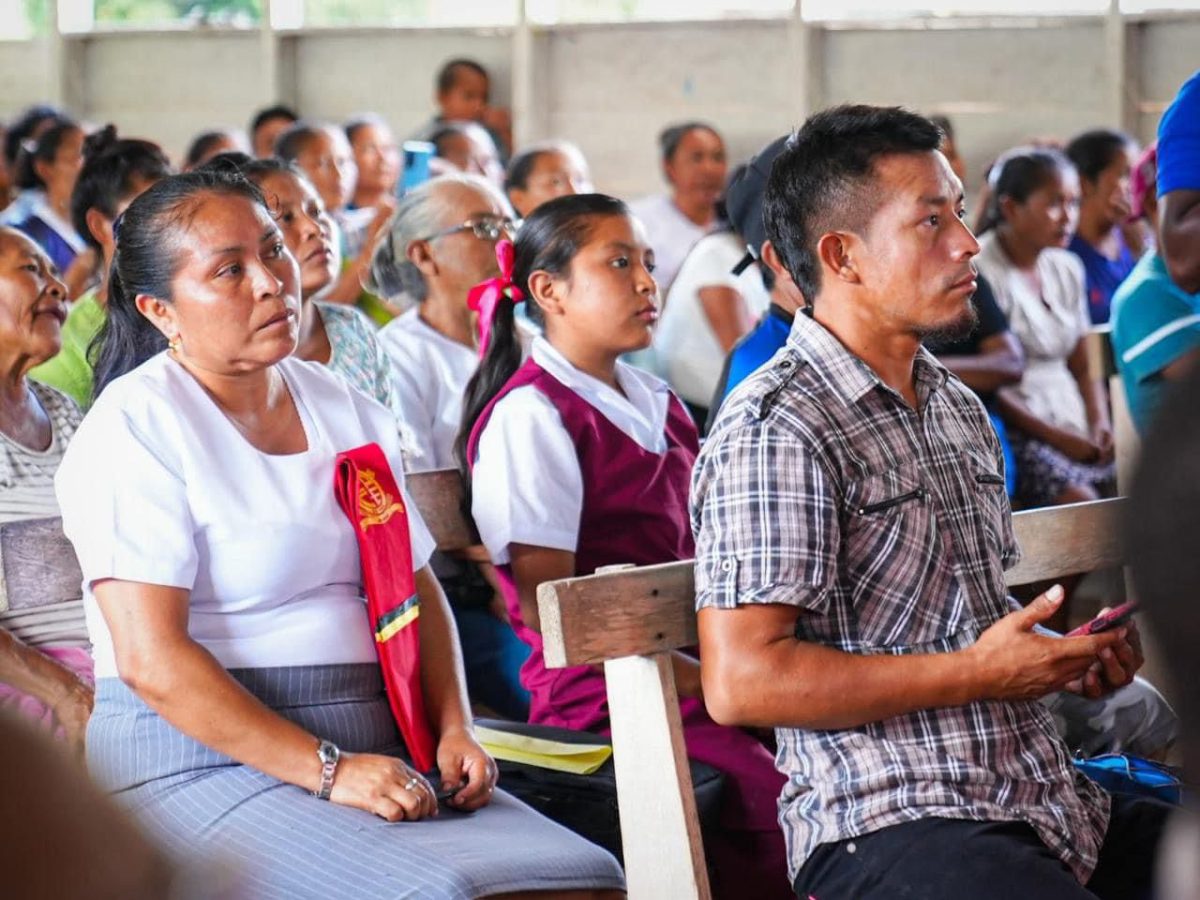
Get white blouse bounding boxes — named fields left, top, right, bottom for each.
left=378, top=308, right=479, bottom=473
left=471, top=337, right=674, bottom=565
left=655, top=231, right=772, bottom=407
left=56, top=354, right=436, bottom=679
left=975, top=232, right=1091, bottom=435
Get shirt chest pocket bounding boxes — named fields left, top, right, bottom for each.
left=841, top=462, right=965, bottom=650
left=960, top=450, right=1015, bottom=573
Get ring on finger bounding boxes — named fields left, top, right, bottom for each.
left=404, top=777, right=420, bottom=792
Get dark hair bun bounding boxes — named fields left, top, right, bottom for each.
left=83, top=124, right=120, bottom=162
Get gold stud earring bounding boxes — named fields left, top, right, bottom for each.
left=168, top=334, right=182, bottom=354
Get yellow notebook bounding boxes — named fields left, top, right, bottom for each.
left=475, top=725, right=613, bottom=776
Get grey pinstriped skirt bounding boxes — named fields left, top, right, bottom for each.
left=88, top=664, right=624, bottom=900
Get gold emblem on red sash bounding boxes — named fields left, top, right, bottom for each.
left=357, top=468, right=403, bottom=530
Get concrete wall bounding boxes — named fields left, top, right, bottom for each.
left=0, top=13, right=1195, bottom=199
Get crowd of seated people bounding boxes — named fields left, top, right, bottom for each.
left=0, top=54, right=1196, bottom=900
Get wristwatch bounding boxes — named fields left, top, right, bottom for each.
left=313, top=739, right=341, bottom=800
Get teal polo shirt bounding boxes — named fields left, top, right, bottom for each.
left=1111, top=252, right=1200, bottom=435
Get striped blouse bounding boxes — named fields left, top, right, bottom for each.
left=0, top=381, right=85, bottom=648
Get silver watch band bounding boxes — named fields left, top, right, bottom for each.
left=313, top=739, right=340, bottom=800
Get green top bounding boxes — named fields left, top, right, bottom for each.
left=28, top=291, right=105, bottom=409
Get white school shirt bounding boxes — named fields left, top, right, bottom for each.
left=471, top=336, right=674, bottom=566
left=629, top=194, right=721, bottom=294
left=378, top=308, right=478, bottom=472
left=655, top=231, right=772, bottom=407
left=55, top=353, right=436, bottom=679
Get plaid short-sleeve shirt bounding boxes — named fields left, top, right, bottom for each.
left=692, top=311, right=1110, bottom=884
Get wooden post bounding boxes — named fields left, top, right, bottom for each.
left=596, top=564, right=710, bottom=900
left=606, top=653, right=710, bottom=900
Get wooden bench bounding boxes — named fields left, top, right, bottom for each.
left=537, top=498, right=1127, bottom=899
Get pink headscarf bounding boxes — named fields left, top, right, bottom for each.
left=466, top=239, right=524, bottom=358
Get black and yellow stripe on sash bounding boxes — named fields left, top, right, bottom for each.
left=374, top=594, right=419, bottom=643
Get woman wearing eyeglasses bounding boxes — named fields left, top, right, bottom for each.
left=375, top=175, right=522, bottom=473
left=373, top=174, right=534, bottom=723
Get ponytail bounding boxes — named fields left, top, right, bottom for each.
left=455, top=291, right=526, bottom=506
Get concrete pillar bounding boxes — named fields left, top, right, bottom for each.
left=511, top=0, right=536, bottom=148
left=788, top=0, right=823, bottom=127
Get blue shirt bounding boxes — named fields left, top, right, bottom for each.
left=1158, top=69, right=1200, bottom=196
left=706, top=304, right=794, bottom=430
left=1068, top=232, right=1136, bottom=325
left=1111, top=252, right=1200, bottom=435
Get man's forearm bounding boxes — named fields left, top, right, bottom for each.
left=702, top=636, right=977, bottom=729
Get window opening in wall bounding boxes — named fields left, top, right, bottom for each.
left=0, top=0, right=50, bottom=39
left=58, top=0, right=262, bottom=32
left=526, top=0, right=792, bottom=23
left=296, top=0, right=516, bottom=27
left=800, top=0, right=1108, bottom=18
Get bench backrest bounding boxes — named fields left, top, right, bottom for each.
left=0, top=517, right=82, bottom=614
left=406, top=468, right=477, bottom=553
left=537, top=497, right=1127, bottom=899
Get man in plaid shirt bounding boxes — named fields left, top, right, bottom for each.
left=693, top=105, right=1168, bottom=899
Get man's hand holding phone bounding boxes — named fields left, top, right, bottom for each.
left=1064, top=601, right=1143, bottom=698
left=966, top=585, right=1130, bottom=703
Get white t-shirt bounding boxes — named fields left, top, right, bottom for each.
left=629, top=194, right=721, bottom=294
left=471, top=337, right=673, bottom=565
left=655, top=232, right=772, bottom=407
left=55, top=353, right=436, bottom=679
left=378, top=308, right=478, bottom=472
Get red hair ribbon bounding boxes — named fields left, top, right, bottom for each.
left=466, top=239, right=524, bottom=359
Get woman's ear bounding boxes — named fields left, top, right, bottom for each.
left=32, top=158, right=53, bottom=188
left=134, top=294, right=177, bottom=342
left=406, top=239, right=438, bottom=279
left=998, top=194, right=1019, bottom=224
left=84, top=208, right=113, bottom=252
left=526, top=270, right=564, bottom=319
left=815, top=232, right=861, bottom=286
left=507, top=189, right=529, bottom=220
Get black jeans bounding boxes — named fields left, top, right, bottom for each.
left=793, top=795, right=1170, bottom=899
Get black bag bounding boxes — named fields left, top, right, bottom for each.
left=476, top=718, right=726, bottom=865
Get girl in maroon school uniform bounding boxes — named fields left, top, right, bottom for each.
left=457, top=193, right=789, bottom=899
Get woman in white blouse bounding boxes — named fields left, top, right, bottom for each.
left=975, top=148, right=1115, bottom=508
left=57, top=170, right=622, bottom=899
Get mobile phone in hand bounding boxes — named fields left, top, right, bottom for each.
left=1065, top=600, right=1138, bottom=637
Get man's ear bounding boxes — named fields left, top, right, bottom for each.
left=406, top=239, right=438, bottom=279
left=816, top=232, right=861, bottom=285
left=133, top=294, right=176, bottom=342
